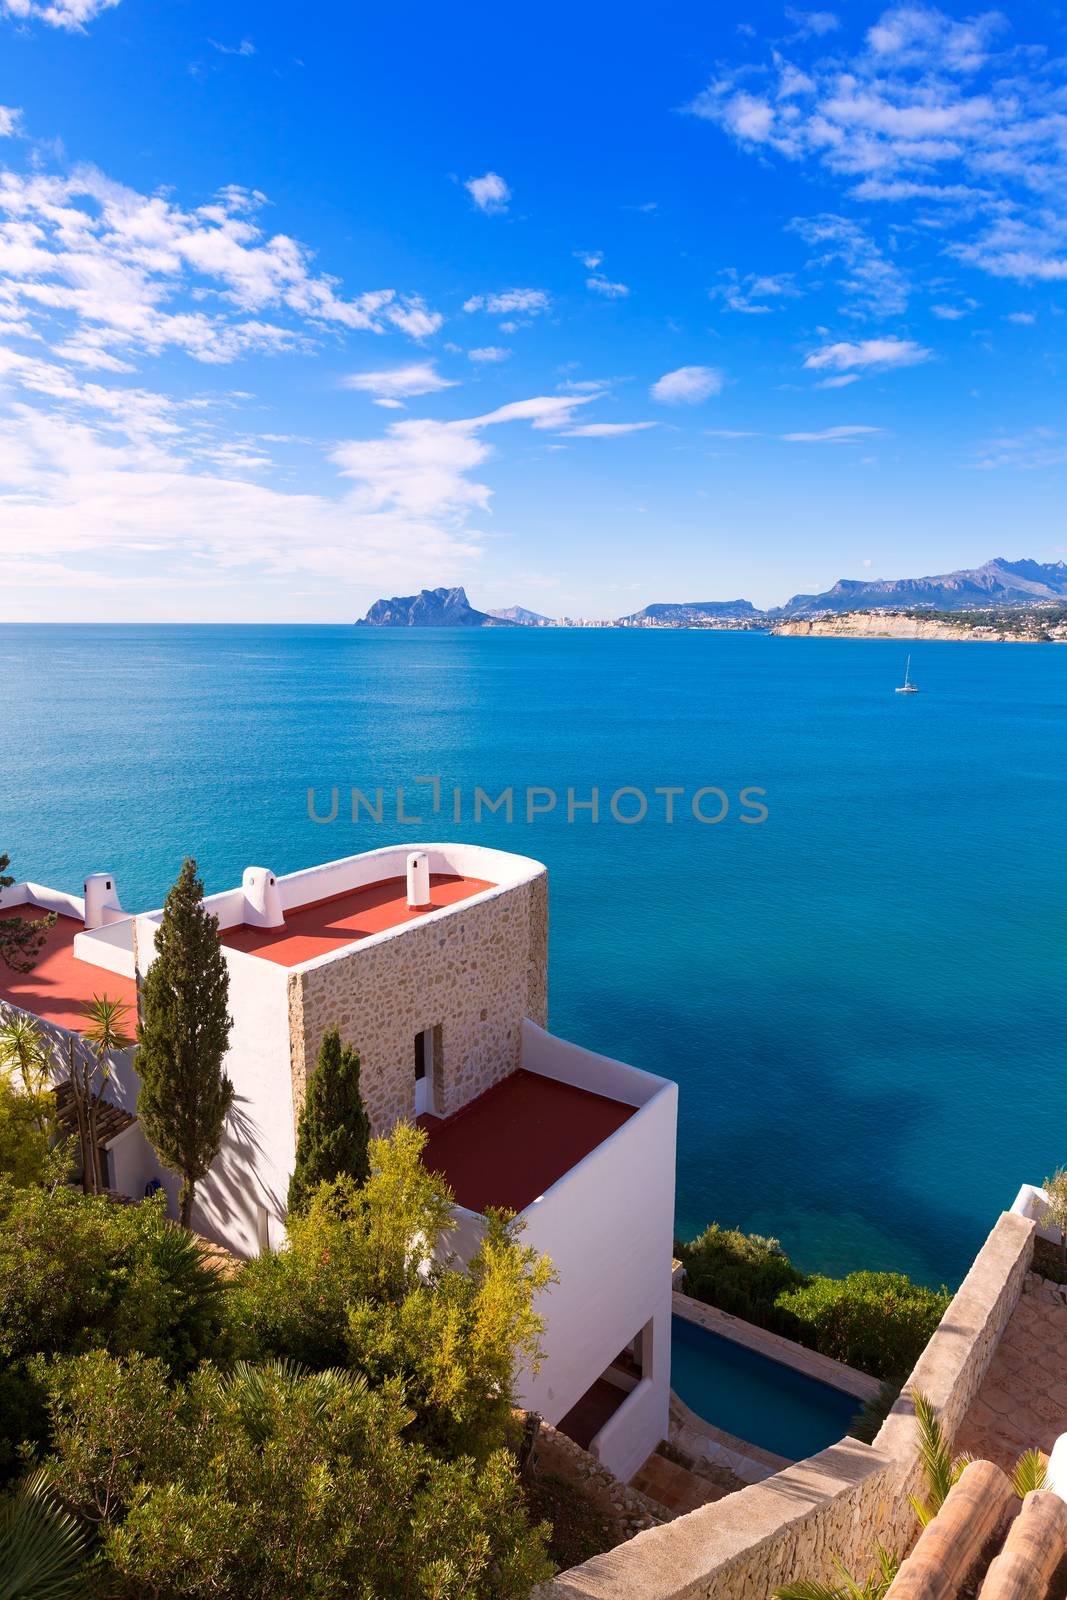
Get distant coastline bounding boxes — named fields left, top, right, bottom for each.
left=771, top=608, right=1067, bottom=643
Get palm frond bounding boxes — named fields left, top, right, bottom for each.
left=1011, top=1449, right=1047, bottom=1497
left=217, top=1358, right=368, bottom=1446
left=776, top=1582, right=846, bottom=1600
left=913, top=1390, right=956, bottom=1516
left=0, top=1469, right=87, bottom=1600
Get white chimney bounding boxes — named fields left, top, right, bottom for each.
left=406, top=851, right=430, bottom=909
left=242, top=867, right=285, bottom=930
left=83, top=873, right=123, bottom=930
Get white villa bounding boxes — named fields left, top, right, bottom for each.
left=0, top=843, right=677, bottom=1482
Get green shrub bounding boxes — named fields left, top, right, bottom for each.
left=0, top=1080, right=53, bottom=1188
left=776, top=1271, right=951, bottom=1382
left=0, top=1181, right=227, bottom=1482
left=231, top=1126, right=553, bottom=1461
left=39, top=1351, right=552, bottom=1600
left=676, top=1224, right=807, bottom=1332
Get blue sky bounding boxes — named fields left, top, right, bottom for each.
left=0, top=0, right=1065, bottom=620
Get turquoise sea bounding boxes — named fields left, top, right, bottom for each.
left=2, top=624, right=1064, bottom=1290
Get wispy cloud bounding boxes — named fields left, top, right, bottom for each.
left=586, top=276, right=630, bottom=298
left=560, top=421, right=656, bottom=437
left=342, top=363, right=456, bottom=401
left=804, top=336, right=932, bottom=373
left=463, top=288, right=550, bottom=317
left=785, top=8, right=840, bottom=38
left=467, top=346, right=510, bottom=362
left=780, top=425, right=885, bottom=443
left=464, top=172, right=510, bottom=215
left=210, top=38, right=255, bottom=56
left=788, top=215, right=907, bottom=320
left=574, top=250, right=603, bottom=269
left=650, top=365, right=725, bottom=404
left=686, top=6, right=1067, bottom=289
left=0, top=107, right=21, bottom=137
left=0, top=0, right=119, bottom=28
left=710, top=268, right=801, bottom=315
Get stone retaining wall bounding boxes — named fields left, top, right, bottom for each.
left=538, top=1211, right=1035, bottom=1600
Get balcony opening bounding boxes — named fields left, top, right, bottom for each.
left=556, top=1318, right=654, bottom=1452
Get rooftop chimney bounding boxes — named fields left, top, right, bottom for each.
left=406, top=851, right=431, bottom=909
left=242, top=867, right=285, bottom=930
left=83, top=873, right=123, bottom=930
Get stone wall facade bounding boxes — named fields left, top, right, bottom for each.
left=539, top=1210, right=1036, bottom=1600
left=287, top=873, right=549, bottom=1132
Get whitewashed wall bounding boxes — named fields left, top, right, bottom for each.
left=516, top=1025, right=677, bottom=1481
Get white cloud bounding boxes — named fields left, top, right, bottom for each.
left=464, top=172, right=510, bottom=215
left=780, top=425, right=885, bottom=442
left=650, top=365, right=725, bottom=404
left=467, top=346, right=510, bottom=362
left=0, top=107, right=21, bottom=137
left=0, top=388, right=600, bottom=612
left=788, top=215, right=907, bottom=319
left=711, top=268, right=801, bottom=314
left=560, top=421, right=656, bottom=436
left=785, top=8, right=840, bottom=37
left=804, top=336, right=932, bottom=372
left=210, top=38, right=255, bottom=55
left=0, top=0, right=120, bottom=27
left=1006, top=310, right=1035, bottom=325
left=931, top=304, right=968, bottom=320
left=686, top=6, right=1067, bottom=287
left=574, top=250, right=603, bottom=269
left=463, top=288, right=550, bottom=316
left=0, top=160, right=444, bottom=370
left=342, top=362, right=456, bottom=400
left=586, top=276, right=630, bottom=298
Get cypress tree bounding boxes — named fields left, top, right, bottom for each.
left=137, top=858, right=234, bottom=1227
left=288, top=1027, right=370, bottom=1214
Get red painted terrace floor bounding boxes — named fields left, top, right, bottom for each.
left=0, top=907, right=138, bottom=1032
left=220, top=873, right=494, bottom=967
left=420, top=1068, right=635, bottom=1214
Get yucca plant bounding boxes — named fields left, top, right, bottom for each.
left=68, top=994, right=133, bottom=1194
left=776, top=1544, right=899, bottom=1600
left=0, top=1469, right=86, bottom=1600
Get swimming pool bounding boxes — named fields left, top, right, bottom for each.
left=670, top=1316, right=862, bottom=1462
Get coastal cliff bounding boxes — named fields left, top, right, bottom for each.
left=772, top=610, right=1067, bottom=641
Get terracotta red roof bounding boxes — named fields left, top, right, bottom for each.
left=420, top=1068, right=635, bottom=1214
left=220, top=873, right=494, bottom=967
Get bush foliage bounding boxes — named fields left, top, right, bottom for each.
left=1, top=1125, right=557, bottom=1596
left=39, top=1351, right=552, bottom=1600
left=676, top=1225, right=950, bottom=1382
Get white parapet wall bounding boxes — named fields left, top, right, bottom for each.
left=518, top=1022, right=678, bottom=1483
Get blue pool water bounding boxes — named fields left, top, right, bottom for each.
left=1, top=623, right=1065, bottom=1288
left=670, top=1316, right=862, bottom=1461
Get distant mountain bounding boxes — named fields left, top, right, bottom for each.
left=778, top=558, right=1067, bottom=618
left=488, top=605, right=553, bottom=625
left=618, top=599, right=764, bottom=625
left=356, top=586, right=516, bottom=628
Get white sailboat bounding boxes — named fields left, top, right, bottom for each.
left=895, top=653, right=919, bottom=694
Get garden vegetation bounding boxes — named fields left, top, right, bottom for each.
left=0, top=1131, right=556, bottom=1598
left=676, top=1223, right=951, bottom=1383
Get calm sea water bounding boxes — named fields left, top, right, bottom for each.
left=2, top=624, right=1064, bottom=1289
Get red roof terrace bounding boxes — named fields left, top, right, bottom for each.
left=0, top=907, right=138, bottom=1033
left=220, top=872, right=494, bottom=968
left=420, top=1068, right=636, bottom=1214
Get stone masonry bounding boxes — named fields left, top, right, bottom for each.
left=287, top=873, right=548, bottom=1133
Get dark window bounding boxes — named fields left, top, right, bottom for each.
left=415, top=1031, right=427, bottom=1081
